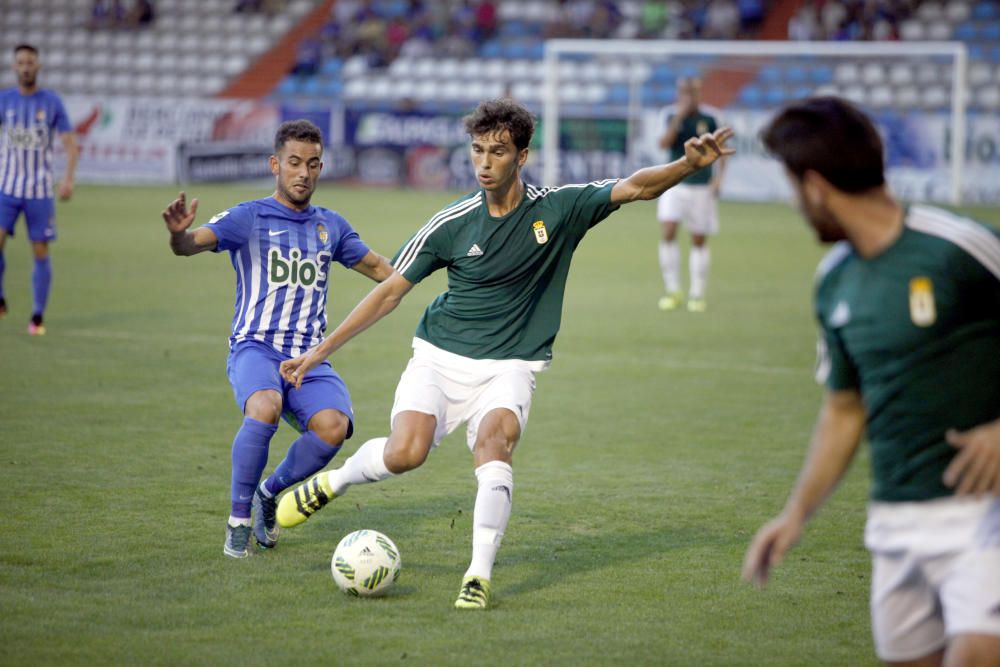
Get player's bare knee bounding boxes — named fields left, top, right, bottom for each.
left=244, top=389, right=282, bottom=424
left=944, top=635, right=1000, bottom=667
left=384, top=433, right=431, bottom=473
left=307, top=410, right=349, bottom=446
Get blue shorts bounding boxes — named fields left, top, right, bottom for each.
left=226, top=340, right=354, bottom=438
left=0, top=194, right=57, bottom=242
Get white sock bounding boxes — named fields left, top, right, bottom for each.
left=326, top=437, right=393, bottom=496
left=689, top=246, right=710, bottom=299
left=464, top=460, right=514, bottom=582
left=228, top=516, right=251, bottom=527
left=658, top=240, right=681, bottom=294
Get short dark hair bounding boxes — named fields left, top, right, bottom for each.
left=14, top=44, right=38, bottom=57
left=274, top=119, right=323, bottom=153
left=760, top=96, right=885, bottom=193
left=463, top=98, right=535, bottom=151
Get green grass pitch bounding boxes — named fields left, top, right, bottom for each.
left=1, top=183, right=997, bottom=666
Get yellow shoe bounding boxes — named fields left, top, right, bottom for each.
left=686, top=298, right=707, bottom=313
left=276, top=474, right=335, bottom=528
left=657, top=292, right=683, bottom=311
left=454, top=576, right=491, bottom=610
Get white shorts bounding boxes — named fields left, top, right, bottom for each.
left=390, top=338, right=540, bottom=451
left=865, top=496, right=1000, bottom=662
left=656, top=183, right=719, bottom=236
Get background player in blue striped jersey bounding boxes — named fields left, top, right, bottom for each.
left=743, top=97, right=1000, bottom=667
left=0, top=44, right=79, bottom=335
left=161, top=120, right=393, bottom=558
left=275, top=99, right=733, bottom=608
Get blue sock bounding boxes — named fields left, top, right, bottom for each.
left=0, top=251, right=6, bottom=301
left=230, top=417, right=277, bottom=518
left=263, top=430, right=341, bottom=496
left=32, top=256, right=51, bottom=317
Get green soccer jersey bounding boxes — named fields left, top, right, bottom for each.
left=815, top=205, right=1000, bottom=502
left=664, top=105, right=720, bottom=186
left=392, top=180, right=620, bottom=363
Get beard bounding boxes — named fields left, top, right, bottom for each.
left=18, top=72, right=37, bottom=88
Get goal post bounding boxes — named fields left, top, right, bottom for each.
left=541, top=39, right=968, bottom=205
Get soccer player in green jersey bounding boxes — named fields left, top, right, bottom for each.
left=742, top=97, right=1000, bottom=666
left=276, top=98, right=733, bottom=609
left=655, top=77, right=728, bottom=313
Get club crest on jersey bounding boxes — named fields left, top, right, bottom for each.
left=696, top=120, right=708, bottom=135
left=532, top=220, right=548, bottom=245
left=36, top=109, right=46, bottom=121
left=269, top=249, right=331, bottom=288
left=316, top=223, right=329, bottom=244
left=909, top=276, right=936, bottom=327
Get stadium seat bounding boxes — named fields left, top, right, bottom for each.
left=975, top=85, right=1000, bottom=109
left=868, top=86, right=893, bottom=108
left=916, top=2, right=944, bottom=21
left=969, top=62, right=993, bottom=86
left=946, top=2, right=971, bottom=22
left=973, top=1, right=998, bottom=19
left=927, top=22, right=953, bottom=40
left=861, top=63, right=885, bottom=85
left=888, top=63, right=914, bottom=86
left=834, top=62, right=860, bottom=84
left=920, top=86, right=949, bottom=109
left=737, top=84, right=764, bottom=107
left=899, top=19, right=925, bottom=40
left=277, top=77, right=300, bottom=96
left=842, top=85, right=868, bottom=106
left=895, top=85, right=919, bottom=108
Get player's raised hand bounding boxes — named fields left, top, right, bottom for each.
left=280, top=350, right=322, bottom=390
left=943, top=419, right=1000, bottom=495
left=162, top=191, right=199, bottom=235
left=742, top=512, right=804, bottom=587
left=684, top=127, right=735, bottom=171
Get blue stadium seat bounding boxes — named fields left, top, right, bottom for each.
left=764, top=86, right=788, bottom=106
left=809, top=64, right=835, bottom=84
left=606, top=84, right=630, bottom=105
left=758, top=64, right=783, bottom=85
left=320, top=58, right=343, bottom=76
left=982, top=22, right=1000, bottom=41
left=973, top=1, right=997, bottom=19
left=737, top=84, right=764, bottom=107
left=277, top=77, right=300, bottom=95
left=785, top=65, right=809, bottom=85
left=478, top=39, right=503, bottom=59
left=954, top=21, right=978, bottom=40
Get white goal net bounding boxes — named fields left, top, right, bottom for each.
left=541, top=39, right=971, bottom=205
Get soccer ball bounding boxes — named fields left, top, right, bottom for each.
left=330, top=529, right=401, bottom=597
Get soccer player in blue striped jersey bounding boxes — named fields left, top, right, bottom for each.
left=0, top=44, right=79, bottom=334
left=162, top=120, right=393, bottom=559
left=275, top=98, right=733, bottom=608
left=743, top=97, right=1000, bottom=666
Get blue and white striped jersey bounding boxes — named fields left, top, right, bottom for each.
left=0, top=88, right=72, bottom=199
left=206, top=197, right=370, bottom=357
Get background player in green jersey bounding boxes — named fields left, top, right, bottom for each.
left=655, top=77, right=728, bottom=313
left=275, top=97, right=732, bottom=610
left=742, top=97, right=1000, bottom=667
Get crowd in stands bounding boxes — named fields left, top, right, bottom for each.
left=788, top=0, right=914, bottom=40
left=300, top=0, right=768, bottom=73
left=87, top=0, right=156, bottom=29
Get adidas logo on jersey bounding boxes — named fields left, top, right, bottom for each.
left=467, top=244, right=484, bottom=257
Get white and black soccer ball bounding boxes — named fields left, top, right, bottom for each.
left=331, top=529, right=401, bottom=597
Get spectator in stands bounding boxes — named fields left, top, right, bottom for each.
left=789, top=0, right=820, bottom=40
left=473, top=0, right=498, bottom=42
left=290, top=37, right=322, bottom=77
left=638, top=0, right=669, bottom=38
left=88, top=0, right=125, bottom=29
left=704, top=0, right=741, bottom=39
left=124, top=0, right=155, bottom=29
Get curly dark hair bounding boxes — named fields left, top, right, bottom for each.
left=274, top=119, right=323, bottom=153
left=760, top=96, right=885, bottom=193
left=463, top=98, right=535, bottom=151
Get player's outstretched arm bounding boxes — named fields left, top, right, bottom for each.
left=351, top=250, right=395, bottom=283
left=281, top=271, right=414, bottom=389
left=944, top=417, right=1000, bottom=495
left=742, top=389, right=865, bottom=586
left=611, top=127, right=734, bottom=205
left=162, top=191, right=217, bottom=256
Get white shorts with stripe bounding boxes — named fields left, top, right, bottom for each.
left=864, top=495, right=1000, bottom=662
left=390, top=338, right=543, bottom=450
left=656, top=183, right=719, bottom=236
